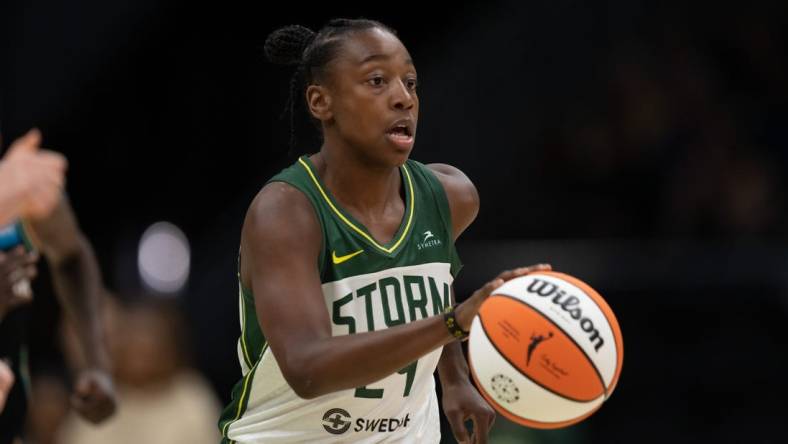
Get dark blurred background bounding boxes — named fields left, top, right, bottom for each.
left=2, top=0, right=788, bottom=442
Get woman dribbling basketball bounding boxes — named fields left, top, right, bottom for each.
left=219, top=18, right=550, bottom=443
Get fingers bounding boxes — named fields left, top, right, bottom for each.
left=17, top=154, right=66, bottom=219
left=456, top=278, right=508, bottom=330
left=1, top=129, right=67, bottom=219
left=24, top=250, right=39, bottom=267
left=473, top=278, right=505, bottom=299
left=75, top=374, right=99, bottom=396
left=76, top=398, right=116, bottom=423
left=0, top=248, right=37, bottom=273
left=0, top=247, right=30, bottom=274
left=71, top=372, right=117, bottom=424
left=469, top=409, right=496, bottom=444
left=71, top=392, right=102, bottom=423
left=37, top=149, right=67, bottom=170
left=23, top=180, right=64, bottom=218
left=30, top=150, right=68, bottom=189
left=71, top=389, right=114, bottom=423
left=495, top=263, right=552, bottom=282
left=447, top=413, right=471, bottom=444
left=1, top=248, right=36, bottom=308
left=7, top=129, right=42, bottom=154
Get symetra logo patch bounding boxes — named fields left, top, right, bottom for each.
left=417, top=230, right=442, bottom=251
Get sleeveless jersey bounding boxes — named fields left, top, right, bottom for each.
left=219, top=156, right=462, bottom=443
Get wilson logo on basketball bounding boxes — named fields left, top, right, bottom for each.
left=526, top=279, right=605, bottom=352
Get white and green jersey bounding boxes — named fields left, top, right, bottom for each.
left=220, top=156, right=462, bottom=443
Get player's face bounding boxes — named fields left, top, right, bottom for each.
left=324, top=28, right=418, bottom=166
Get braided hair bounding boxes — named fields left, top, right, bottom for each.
left=263, top=19, right=396, bottom=152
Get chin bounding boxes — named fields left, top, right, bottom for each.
left=385, top=140, right=415, bottom=166
left=389, top=148, right=412, bottom=167
left=359, top=144, right=411, bottom=169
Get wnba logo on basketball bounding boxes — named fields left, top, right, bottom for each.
left=526, top=279, right=605, bottom=352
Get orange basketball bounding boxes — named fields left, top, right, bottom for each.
left=467, top=271, right=623, bottom=429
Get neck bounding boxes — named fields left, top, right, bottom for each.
left=311, top=142, right=403, bottom=218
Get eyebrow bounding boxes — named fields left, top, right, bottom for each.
left=359, top=53, right=414, bottom=66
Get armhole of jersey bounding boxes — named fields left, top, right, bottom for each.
left=266, top=179, right=327, bottom=278
left=411, top=161, right=464, bottom=278
left=237, top=249, right=251, bottom=296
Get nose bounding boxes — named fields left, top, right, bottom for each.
left=391, top=79, right=415, bottom=111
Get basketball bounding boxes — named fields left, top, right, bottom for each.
left=468, top=271, right=623, bottom=429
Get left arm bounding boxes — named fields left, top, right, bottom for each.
left=27, top=196, right=116, bottom=423
left=428, top=164, right=494, bottom=444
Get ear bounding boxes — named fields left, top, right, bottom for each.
left=306, top=84, right=332, bottom=122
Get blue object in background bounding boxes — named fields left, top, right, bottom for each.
left=0, top=221, right=33, bottom=252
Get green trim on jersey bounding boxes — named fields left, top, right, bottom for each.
left=219, top=360, right=261, bottom=443
left=238, top=282, right=265, bottom=369
left=219, top=277, right=268, bottom=439
left=219, top=341, right=268, bottom=443
left=297, top=157, right=415, bottom=256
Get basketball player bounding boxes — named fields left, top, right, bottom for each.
left=219, top=19, right=550, bottom=443
left=0, top=133, right=116, bottom=441
left=0, top=129, right=67, bottom=225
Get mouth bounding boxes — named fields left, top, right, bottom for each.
left=385, top=120, right=415, bottom=150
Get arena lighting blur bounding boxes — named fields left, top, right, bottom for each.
left=137, top=221, right=190, bottom=295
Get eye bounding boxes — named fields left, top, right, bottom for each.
left=367, top=76, right=385, bottom=87
left=405, top=77, right=418, bottom=91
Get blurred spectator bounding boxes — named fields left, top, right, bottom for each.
left=49, top=296, right=221, bottom=444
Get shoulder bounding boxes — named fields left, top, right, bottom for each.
left=243, top=182, right=320, bottom=248
left=425, top=163, right=479, bottom=239
left=241, top=182, right=322, bottom=275
left=425, top=164, right=477, bottom=198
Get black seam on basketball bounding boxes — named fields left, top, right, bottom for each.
left=476, top=310, right=601, bottom=403
left=545, top=272, right=622, bottom=397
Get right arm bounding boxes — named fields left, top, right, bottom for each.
left=241, top=183, right=505, bottom=399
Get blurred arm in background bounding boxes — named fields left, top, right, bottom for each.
left=26, top=196, right=117, bottom=423
left=0, top=129, right=67, bottom=226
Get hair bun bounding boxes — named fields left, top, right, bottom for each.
left=264, top=25, right=317, bottom=66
